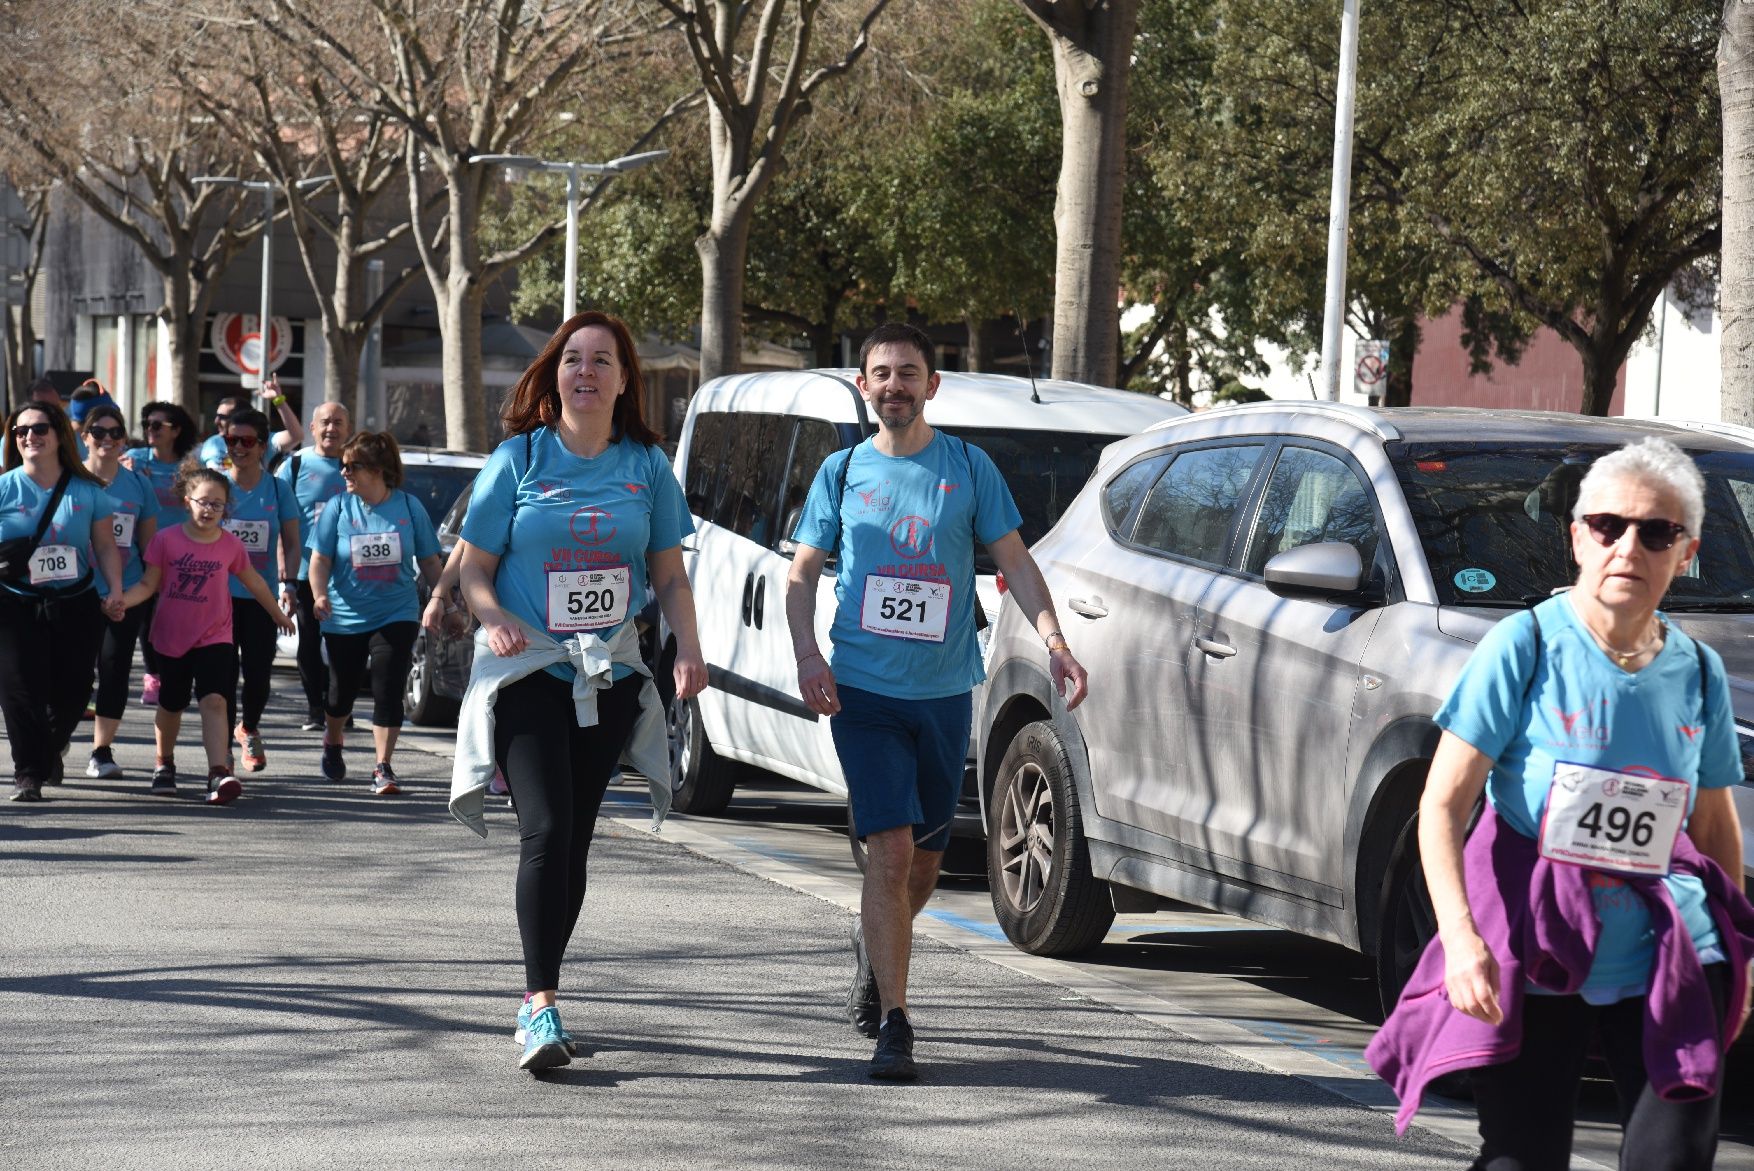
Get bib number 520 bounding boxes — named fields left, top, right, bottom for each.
left=546, top=565, right=630, bottom=632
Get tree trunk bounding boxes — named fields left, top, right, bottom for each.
left=1383, top=315, right=1419, bottom=408
left=1722, top=0, right=1754, bottom=426
left=326, top=325, right=364, bottom=412
left=697, top=212, right=751, bottom=384
left=1035, top=0, right=1139, bottom=388
left=1579, top=342, right=1618, bottom=417
left=160, top=264, right=201, bottom=410
left=1170, top=327, right=1193, bottom=407
left=439, top=283, right=487, bottom=451
left=963, top=313, right=986, bottom=372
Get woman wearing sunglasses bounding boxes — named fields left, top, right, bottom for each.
left=80, top=403, right=158, bottom=782
left=308, top=431, right=442, bottom=794
left=1372, top=437, right=1754, bottom=1170
left=221, top=408, right=301, bottom=773
left=122, top=401, right=198, bottom=708
left=0, top=401, right=125, bottom=802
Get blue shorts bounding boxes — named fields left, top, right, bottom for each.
left=829, top=684, right=972, bottom=852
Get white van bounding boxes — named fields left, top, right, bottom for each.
left=665, top=368, right=1187, bottom=842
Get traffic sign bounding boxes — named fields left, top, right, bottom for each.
left=1353, top=338, right=1390, bottom=396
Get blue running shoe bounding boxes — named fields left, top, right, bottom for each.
left=518, top=1005, right=571, bottom=1071
left=515, top=999, right=579, bottom=1056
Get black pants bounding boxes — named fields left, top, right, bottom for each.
left=293, top=580, right=325, bottom=717
left=227, top=597, right=279, bottom=732
left=1470, top=963, right=1729, bottom=1171
left=323, top=621, right=418, bottom=727
left=494, top=670, right=642, bottom=991
left=0, top=588, right=103, bottom=783
left=92, top=598, right=148, bottom=720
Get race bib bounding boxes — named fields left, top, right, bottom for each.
left=112, top=512, right=137, bottom=550
left=28, top=544, right=78, bottom=586
left=859, top=574, right=951, bottom=643
left=349, top=529, right=402, bottom=569
left=223, top=518, right=271, bottom=553
left=1540, top=762, right=1690, bottom=876
left=546, top=566, right=630, bottom=632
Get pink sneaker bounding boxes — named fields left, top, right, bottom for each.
left=489, top=768, right=509, bottom=796
left=140, top=673, right=161, bottom=707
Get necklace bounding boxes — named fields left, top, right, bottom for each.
left=1583, top=616, right=1664, bottom=668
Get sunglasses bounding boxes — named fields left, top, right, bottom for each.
left=214, top=414, right=234, bottom=425
left=86, top=424, right=126, bottom=442
left=1580, top=512, right=1689, bottom=553
left=11, top=422, right=52, bottom=440
left=340, top=462, right=375, bottom=475
left=225, top=435, right=262, bottom=450
left=146, top=420, right=175, bottom=432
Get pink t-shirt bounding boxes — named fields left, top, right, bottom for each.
left=144, top=526, right=251, bottom=658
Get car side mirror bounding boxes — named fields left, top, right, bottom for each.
left=1263, top=541, right=1366, bottom=599
left=776, top=504, right=806, bottom=559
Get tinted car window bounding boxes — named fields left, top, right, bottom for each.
left=781, top=418, right=844, bottom=548
left=1103, top=454, right=1171, bottom=534
left=438, top=482, right=474, bottom=543
left=401, top=465, right=478, bottom=527
left=1243, top=446, right=1379, bottom=576
left=1132, top=445, right=1264, bottom=565
left=1391, top=443, right=1754, bottom=606
left=685, top=411, right=728, bottom=519
left=717, top=413, right=789, bottom=541
left=938, top=428, right=1121, bottom=549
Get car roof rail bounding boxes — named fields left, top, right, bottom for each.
left=1183, top=399, right=1402, bottom=441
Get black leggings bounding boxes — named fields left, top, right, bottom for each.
left=292, top=580, right=325, bottom=716
left=494, top=670, right=642, bottom=991
left=1469, top=963, right=1729, bottom=1171
left=227, top=597, right=279, bottom=732
left=323, top=621, right=418, bottom=727
left=0, top=588, right=102, bottom=783
left=138, top=595, right=162, bottom=676
left=93, top=597, right=148, bottom=720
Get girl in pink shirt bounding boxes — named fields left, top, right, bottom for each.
left=122, top=466, right=293, bottom=804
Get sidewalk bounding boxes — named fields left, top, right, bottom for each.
left=0, top=672, right=1466, bottom=1169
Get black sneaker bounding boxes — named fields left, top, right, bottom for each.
left=300, top=711, right=324, bottom=732
left=10, top=779, right=42, bottom=802
left=848, top=916, right=880, bottom=1038
left=43, top=753, right=64, bottom=786
left=869, top=1008, right=917, bottom=1081
left=321, top=744, right=347, bottom=782
left=150, top=765, right=177, bottom=796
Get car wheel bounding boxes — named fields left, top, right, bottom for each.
left=405, top=630, right=458, bottom=727
left=987, top=719, right=1114, bottom=955
left=669, top=696, right=739, bottom=815
left=1375, top=811, right=1438, bottom=1015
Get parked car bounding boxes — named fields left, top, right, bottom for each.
left=976, top=402, right=1754, bottom=1008
left=664, top=367, right=1188, bottom=856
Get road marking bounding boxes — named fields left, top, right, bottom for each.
left=614, top=812, right=1611, bottom=1166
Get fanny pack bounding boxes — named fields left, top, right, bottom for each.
left=0, top=469, right=71, bottom=584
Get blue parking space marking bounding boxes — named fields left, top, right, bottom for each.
left=922, top=907, right=1011, bottom=942
left=1232, top=1018, right=1375, bottom=1076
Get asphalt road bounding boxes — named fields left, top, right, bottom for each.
left=3, top=663, right=1742, bottom=1169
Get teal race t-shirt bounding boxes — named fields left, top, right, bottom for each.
left=792, top=431, right=1021, bottom=701
left=198, top=433, right=228, bottom=470
left=310, top=488, right=439, bottom=633
left=123, top=448, right=188, bottom=530
left=224, top=471, right=300, bottom=597
left=1436, top=593, right=1741, bottom=1000
left=0, top=469, right=118, bottom=596
left=461, top=428, right=691, bottom=683
left=277, top=450, right=347, bottom=581
left=99, top=465, right=155, bottom=595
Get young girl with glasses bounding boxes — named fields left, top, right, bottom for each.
left=120, top=465, right=294, bottom=804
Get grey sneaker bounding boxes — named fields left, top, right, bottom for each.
left=848, top=916, right=880, bottom=1038
left=370, top=761, right=401, bottom=796
left=150, top=765, right=177, bottom=796
left=869, top=1007, right=917, bottom=1081
left=10, top=779, right=42, bottom=802
left=320, top=744, right=347, bottom=782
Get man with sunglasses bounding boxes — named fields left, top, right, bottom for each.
left=1373, top=436, right=1751, bottom=1170
left=277, top=400, right=352, bottom=731
left=198, top=376, right=305, bottom=470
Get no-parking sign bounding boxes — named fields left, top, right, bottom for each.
left=1353, top=338, right=1390, bottom=396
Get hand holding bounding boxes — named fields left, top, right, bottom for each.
left=1441, top=927, right=1504, bottom=1025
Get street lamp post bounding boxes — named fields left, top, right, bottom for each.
left=1317, top=0, right=1362, bottom=402
left=468, top=150, right=669, bottom=320
left=192, top=174, right=332, bottom=388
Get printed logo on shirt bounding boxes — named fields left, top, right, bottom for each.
left=889, top=515, right=934, bottom=560
left=1678, top=723, right=1703, bottom=743
left=625, top=482, right=644, bottom=494
left=856, top=480, right=893, bottom=515
left=938, top=482, right=959, bottom=493
left=570, top=506, right=617, bottom=547
left=536, top=481, right=574, bottom=504
left=1544, top=699, right=1611, bottom=749
left=165, top=552, right=226, bottom=602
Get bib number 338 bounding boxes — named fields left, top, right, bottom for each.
left=1539, top=762, right=1689, bottom=876
left=860, top=574, right=950, bottom=643
left=349, top=530, right=403, bottom=569
left=547, top=566, right=630, bottom=632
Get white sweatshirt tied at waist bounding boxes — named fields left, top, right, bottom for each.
left=448, top=615, right=672, bottom=837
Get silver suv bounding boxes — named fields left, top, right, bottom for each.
left=977, top=403, right=1754, bottom=1006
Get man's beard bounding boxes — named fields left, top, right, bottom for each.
left=877, top=396, right=920, bottom=430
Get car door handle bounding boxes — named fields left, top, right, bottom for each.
left=753, top=575, right=766, bottom=630
left=1068, top=596, right=1108, bottom=619
left=740, top=572, right=754, bottom=627
left=1195, top=637, right=1237, bottom=659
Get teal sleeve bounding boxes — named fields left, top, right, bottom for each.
left=792, top=449, right=847, bottom=551
left=459, top=442, right=519, bottom=556
left=645, top=445, right=693, bottom=552
left=1433, top=610, right=1539, bottom=761
left=410, top=495, right=440, bottom=559
left=313, top=498, right=340, bottom=559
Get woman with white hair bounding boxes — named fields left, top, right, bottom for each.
left=1370, top=436, right=1754, bottom=1170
